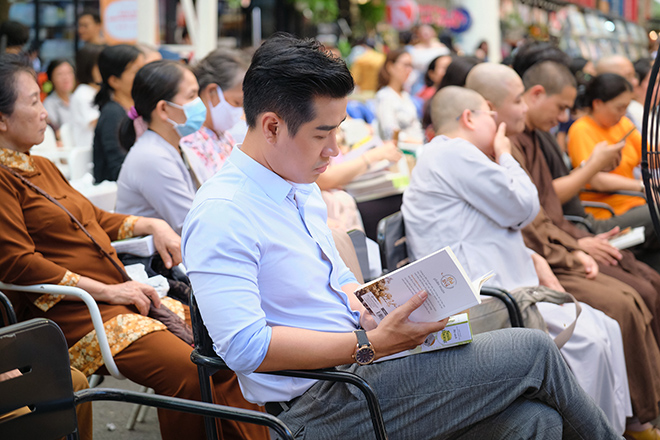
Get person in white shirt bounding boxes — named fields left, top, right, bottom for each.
left=181, top=33, right=620, bottom=440
left=69, top=44, right=103, bottom=149
left=374, top=49, right=424, bottom=143
left=403, top=83, right=631, bottom=434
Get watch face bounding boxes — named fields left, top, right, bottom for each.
left=356, top=346, right=375, bottom=365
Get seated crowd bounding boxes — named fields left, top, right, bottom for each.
left=2, top=24, right=660, bottom=440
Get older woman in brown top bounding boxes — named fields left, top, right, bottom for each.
left=0, top=54, right=268, bottom=440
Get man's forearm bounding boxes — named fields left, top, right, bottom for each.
left=553, top=160, right=604, bottom=204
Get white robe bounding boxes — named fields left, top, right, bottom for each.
left=403, top=135, right=632, bottom=433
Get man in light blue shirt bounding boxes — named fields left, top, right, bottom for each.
left=182, top=33, right=620, bottom=439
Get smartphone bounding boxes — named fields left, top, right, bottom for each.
left=617, top=128, right=636, bottom=143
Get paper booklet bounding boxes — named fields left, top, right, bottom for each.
left=355, top=246, right=493, bottom=324
left=608, top=226, right=645, bottom=250
left=111, top=235, right=156, bottom=257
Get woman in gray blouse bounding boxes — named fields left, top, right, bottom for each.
left=116, top=60, right=206, bottom=234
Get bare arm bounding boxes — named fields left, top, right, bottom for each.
left=75, top=276, right=161, bottom=315
left=553, top=141, right=624, bottom=204
left=588, top=172, right=643, bottom=193
left=256, top=291, right=448, bottom=371
left=316, top=142, right=403, bottom=190
left=133, top=217, right=182, bottom=269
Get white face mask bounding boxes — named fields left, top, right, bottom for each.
left=210, top=85, right=243, bottom=134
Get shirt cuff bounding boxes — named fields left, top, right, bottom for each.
left=117, top=215, right=140, bottom=240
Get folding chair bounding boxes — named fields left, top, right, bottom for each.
left=0, top=282, right=148, bottom=428
left=376, top=211, right=524, bottom=328
left=189, top=294, right=388, bottom=440
left=0, top=318, right=294, bottom=440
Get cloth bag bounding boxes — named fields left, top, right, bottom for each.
left=470, top=286, right=581, bottom=349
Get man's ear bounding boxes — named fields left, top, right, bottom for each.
left=261, top=112, right=281, bottom=145
left=525, top=84, right=546, bottom=104
left=486, top=100, right=495, bottom=111
left=458, top=109, right=476, bottom=131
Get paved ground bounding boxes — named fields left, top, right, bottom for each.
left=92, top=376, right=161, bottom=440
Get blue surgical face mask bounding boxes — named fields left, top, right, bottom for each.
left=166, top=97, right=207, bottom=137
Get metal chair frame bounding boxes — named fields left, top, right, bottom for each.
left=0, top=318, right=294, bottom=440
left=189, top=293, right=389, bottom=440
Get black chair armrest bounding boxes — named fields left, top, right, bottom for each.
left=267, top=369, right=387, bottom=440
left=564, top=215, right=594, bottom=233
left=0, top=291, right=17, bottom=326
left=480, top=286, right=524, bottom=328
left=582, top=188, right=646, bottom=199
left=74, top=388, right=294, bottom=440
left=581, top=201, right=616, bottom=216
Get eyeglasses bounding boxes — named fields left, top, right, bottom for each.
left=456, top=109, right=498, bottom=121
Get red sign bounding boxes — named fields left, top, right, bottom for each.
left=386, top=0, right=420, bottom=31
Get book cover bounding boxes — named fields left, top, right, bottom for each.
left=376, top=313, right=473, bottom=362
left=355, top=246, right=492, bottom=323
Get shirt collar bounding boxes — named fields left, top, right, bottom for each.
left=229, top=145, right=295, bottom=205
left=0, top=147, right=35, bottom=172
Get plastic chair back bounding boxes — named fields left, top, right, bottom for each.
left=376, top=211, right=409, bottom=273
left=0, top=318, right=78, bottom=440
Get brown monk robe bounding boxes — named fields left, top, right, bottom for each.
left=507, top=130, right=660, bottom=423
left=511, top=128, right=660, bottom=347
left=0, top=151, right=268, bottom=440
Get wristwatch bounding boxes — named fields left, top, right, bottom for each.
left=353, top=329, right=375, bottom=365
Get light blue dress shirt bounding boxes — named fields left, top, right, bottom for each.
left=182, top=146, right=360, bottom=405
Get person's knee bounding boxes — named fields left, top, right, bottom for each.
left=492, top=400, right=563, bottom=440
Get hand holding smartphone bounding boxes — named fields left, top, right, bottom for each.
left=617, top=127, right=636, bottom=144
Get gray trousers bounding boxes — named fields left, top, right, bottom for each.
left=274, top=328, right=621, bottom=440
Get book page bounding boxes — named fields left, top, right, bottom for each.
left=111, top=236, right=155, bottom=257
left=355, top=247, right=485, bottom=323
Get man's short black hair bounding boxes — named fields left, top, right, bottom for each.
left=243, top=33, right=354, bottom=136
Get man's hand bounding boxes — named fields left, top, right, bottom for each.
left=586, top=141, right=624, bottom=173
left=493, top=122, right=511, bottom=163
left=368, top=291, right=449, bottom=358
left=530, top=253, right=565, bottom=292
left=360, top=310, right=378, bottom=331
left=100, top=281, right=161, bottom=315
left=577, top=231, right=622, bottom=266
left=572, top=250, right=599, bottom=279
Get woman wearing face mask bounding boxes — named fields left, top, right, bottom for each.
left=93, top=44, right=145, bottom=182
left=116, top=60, right=207, bottom=234
left=179, top=49, right=248, bottom=183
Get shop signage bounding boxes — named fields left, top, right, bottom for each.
left=386, top=0, right=420, bottom=31
left=100, top=0, right=138, bottom=44
left=418, top=6, right=472, bottom=33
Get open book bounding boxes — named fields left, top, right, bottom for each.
left=608, top=226, right=645, bottom=250
left=355, top=247, right=493, bottom=324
